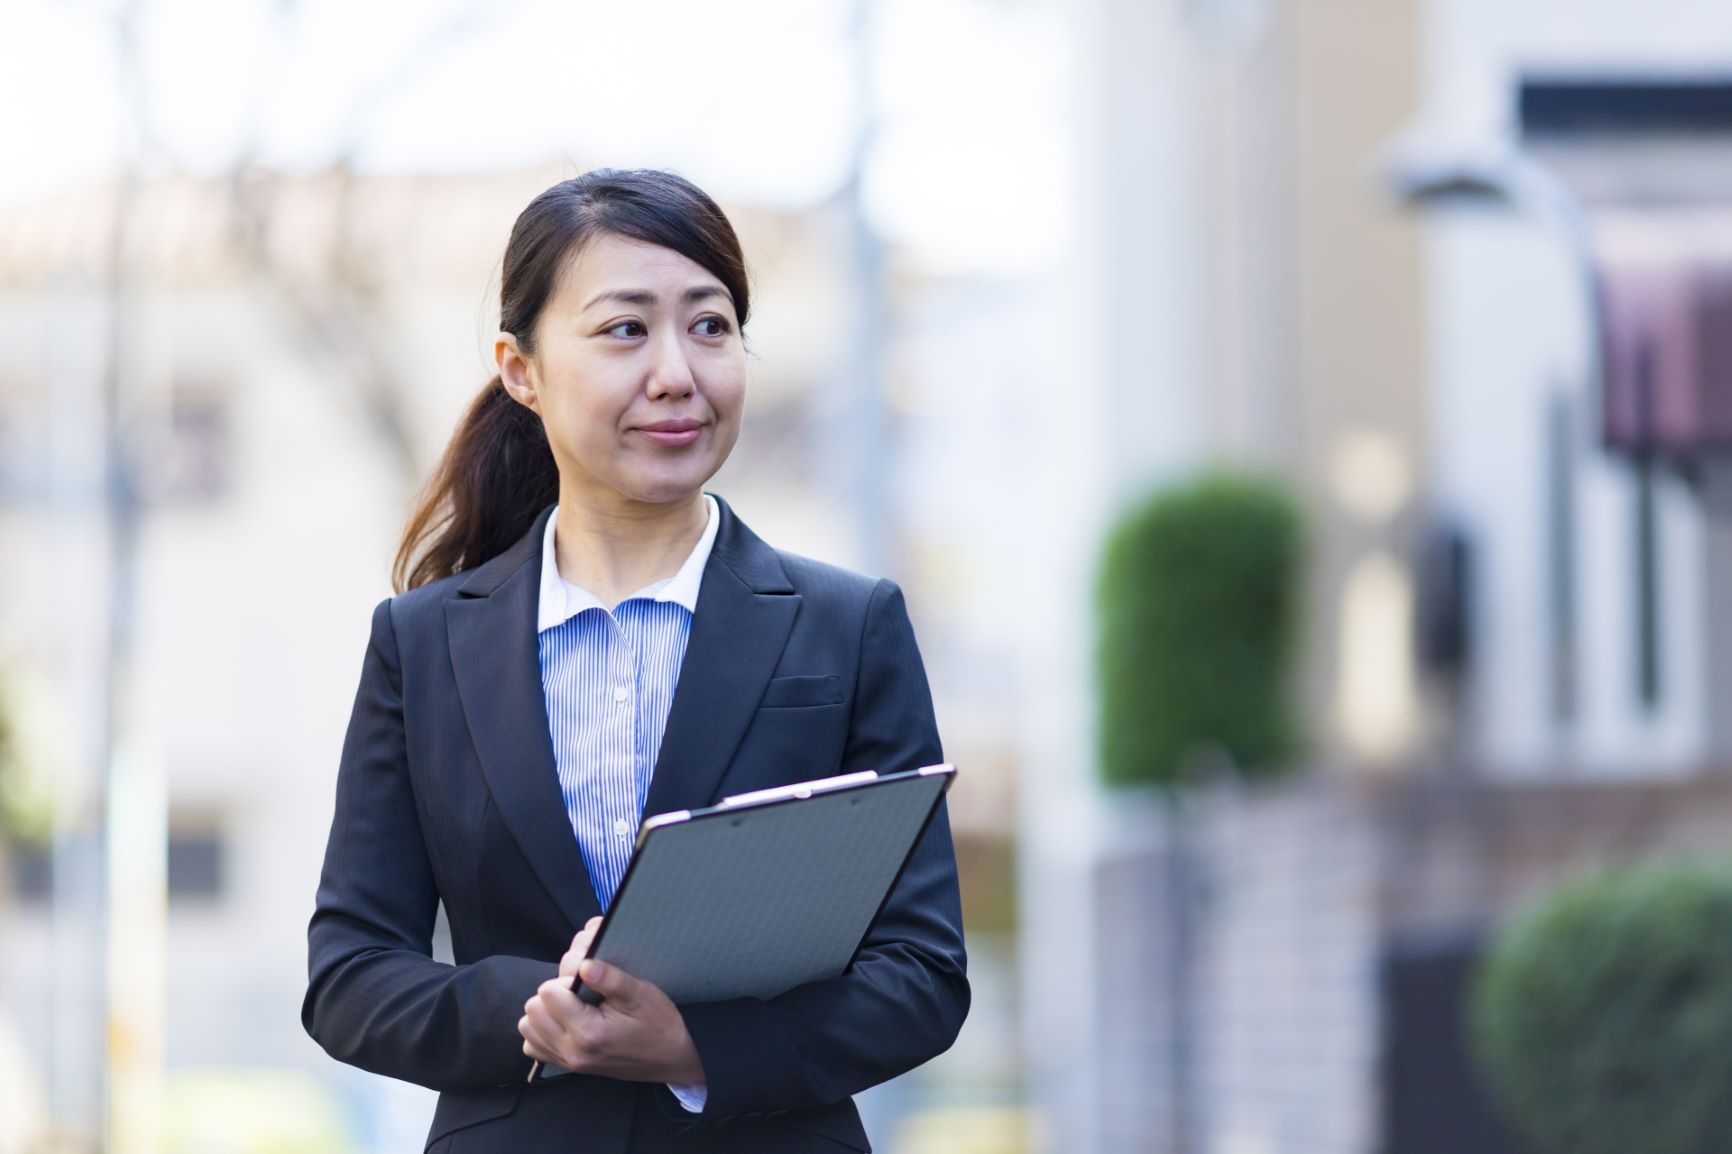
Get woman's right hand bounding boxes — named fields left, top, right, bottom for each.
left=521, top=916, right=706, bottom=1085
left=560, top=916, right=603, bottom=980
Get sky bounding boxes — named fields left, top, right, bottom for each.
left=0, top=0, right=1072, bottom=275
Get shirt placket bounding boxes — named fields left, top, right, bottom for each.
left=605, top=614, right=640, bottom=899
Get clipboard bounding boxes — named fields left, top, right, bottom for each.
left=526, top=763, right=955, bottom=1083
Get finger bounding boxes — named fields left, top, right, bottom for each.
left=522, top=996, right=561, bottom=1048
left=579, top=959, right=650, bottom=1013
left=526, top=984, right=599, bottom=1061
left=518, top=1014, right=558, bottom=1064
left=559, top=939, right=594, bottom=979
left=523, top=1026, right=565, bottom=1068
left=518, top=1004, right=564, bottom=1058
left=561, top=918, right=605, bottom=978
left=532, top=980, right=586, bottom=1025
left=567, top=917, right=602, bottom=954
left=526, top=987, right=584, bottom=1047
left=534, top=978, right=606, bottom=1052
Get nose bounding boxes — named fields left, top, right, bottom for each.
left=645, top=330, right=696, bottom=401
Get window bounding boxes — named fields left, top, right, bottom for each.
left=7, top=841, right=51, bottom=904
left=167, top=825, right=225, bottom=903
left=140, top=379, right=234, bottom=504
left=5, top=823, right=227, bottom=904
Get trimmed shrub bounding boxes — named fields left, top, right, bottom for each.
left=1471, top=860, right=1732, bottom=1154
left=1095, top=473, right=1303, bottom=789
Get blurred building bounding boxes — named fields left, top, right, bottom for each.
left=1028, top=1, right=1732, bottom=1154
left=1020, top=0, right=1425, bottom=1149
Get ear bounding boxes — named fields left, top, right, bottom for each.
left=496, top=331, right=539, bottom=413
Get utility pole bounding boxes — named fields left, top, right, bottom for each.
left=836, top=0, right=900, bottom=1141
left=827, top=0, right=891, bottom=578
left=98, top=2, right=167, bottom=1151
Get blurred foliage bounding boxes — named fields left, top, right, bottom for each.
left=0, top=676, right=50, bottom=847
left=1095, top=473, right=1304, bottom=789
left=165, top=1068, right=356, bottom=1153
left=1471, top=860, right=1732, bottom=1154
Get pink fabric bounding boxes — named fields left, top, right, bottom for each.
left=1595, top=213, right=1732, bottom=454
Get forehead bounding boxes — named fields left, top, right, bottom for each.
left=554, top=233, right=727, bottom=310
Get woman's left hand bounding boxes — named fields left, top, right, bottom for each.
left=519, top=948, right=706, bottom=1086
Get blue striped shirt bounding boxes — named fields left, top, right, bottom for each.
left=536, top=497, right=720, bottom=1112
left=536, top=494, right=720, bottom=910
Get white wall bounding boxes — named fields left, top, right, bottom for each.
left=1019, top=0, right=1220, bottom=1150
left=1418, top=0, right=1732, bottom=774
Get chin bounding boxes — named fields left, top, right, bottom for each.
left=620, top=475, right=714, bottom=507
left=591, top=444, right=731, bottom=507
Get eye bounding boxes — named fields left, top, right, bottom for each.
left=692, top=315, right=732, bottom=338
left=604, top=320, right=645, bottom=339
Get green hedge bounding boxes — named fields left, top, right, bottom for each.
left=1095, top=473, right=1303, bottom=789
left=1471, top=861, right=1732, bottom=1154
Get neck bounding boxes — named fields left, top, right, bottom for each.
left=552, top=489, right=708, bottom=610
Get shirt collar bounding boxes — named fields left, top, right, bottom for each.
left=537, top=494, right=720, bottom=633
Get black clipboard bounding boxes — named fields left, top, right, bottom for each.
left=526, top=764, right=954, bottom=1083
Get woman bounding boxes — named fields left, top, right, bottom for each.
left=302, top=169, right=969, bottom=1154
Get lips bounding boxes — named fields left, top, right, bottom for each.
left=636, top=419, right=703, bottom=448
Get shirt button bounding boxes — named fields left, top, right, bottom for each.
left=613, top=686, right=629, bottom=704
left=614, top=817, right=631, bottom=838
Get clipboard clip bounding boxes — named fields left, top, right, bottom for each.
left=718, top=770, right=879, bottom=808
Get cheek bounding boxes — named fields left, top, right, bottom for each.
left=714, top=387, right=745, bottom=427
left=539, top=391, right=597, bottom=448
left=536, top=385, right=632, bottom=479
left=705, top=358, right=748, bottom=421
left=542, top=362, right=627, bottom=432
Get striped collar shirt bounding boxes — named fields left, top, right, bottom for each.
left=536, top=494, right=720, bottom=912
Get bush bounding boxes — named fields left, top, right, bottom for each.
left=1471, top=861, right=1732, bottom=1154
left=1095, top=473, right=1303, bottom=789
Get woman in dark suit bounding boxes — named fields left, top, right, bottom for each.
left=301, top=169, right=969, bottom=1153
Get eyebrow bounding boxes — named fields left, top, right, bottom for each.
left=582, top=285, right=731, bottom=312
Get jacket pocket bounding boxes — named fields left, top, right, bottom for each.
left=758, top=674, right=845, bottom=709
left=424, top=1082, right=523, bottom=1149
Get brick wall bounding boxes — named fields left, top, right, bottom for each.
left=1192, top=780, right=1381, bottom=1154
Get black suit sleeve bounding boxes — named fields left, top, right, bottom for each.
left=677, top=579, right=971, bottom=1119
left=302, top=599, right=555, bottom=1092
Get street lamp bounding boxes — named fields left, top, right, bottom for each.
left=1385, top=143, right=1602, bottom=405
left=1384, top=135, right=1669, bottom=734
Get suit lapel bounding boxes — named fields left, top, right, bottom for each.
left=644, top=497, right=800, bottom=819
left=445, top=508, right=602, bottom=932
left=441, top=497, right=796, bottom=928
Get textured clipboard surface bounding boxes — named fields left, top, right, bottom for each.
left=593, top=771, right=948, bottom=1004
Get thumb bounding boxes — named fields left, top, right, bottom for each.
left=580, top=959, right=644, bottom=1011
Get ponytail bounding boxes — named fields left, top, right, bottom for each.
left=392, top=376, right=558, bottom=593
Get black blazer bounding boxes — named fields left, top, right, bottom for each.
left=302, top=497, right=969, bottom=1153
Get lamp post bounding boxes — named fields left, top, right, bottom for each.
left=1385, top=142, right=1667, bottom=740
left=1385, top=145, right=1600, bottom=399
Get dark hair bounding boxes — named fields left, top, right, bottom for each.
left=393, top=169, right=750, bottom=592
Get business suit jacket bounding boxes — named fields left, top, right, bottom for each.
left=303, top=497, right=970, bottom=1153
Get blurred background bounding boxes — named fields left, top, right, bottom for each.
left=5, top=0, right=1732, bottom=1152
